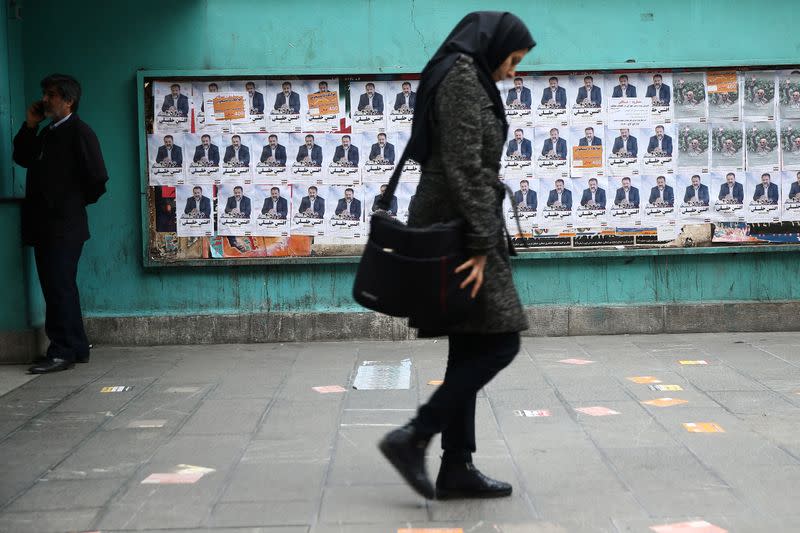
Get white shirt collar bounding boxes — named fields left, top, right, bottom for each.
left=50, top=113, right=73, bottom=129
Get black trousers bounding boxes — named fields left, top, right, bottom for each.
left=33, top=241, right=89, bottom=361
left=412, top=332, right=520, bottom=454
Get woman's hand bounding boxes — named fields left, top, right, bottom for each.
left=455, top=255, right=487, bottom=299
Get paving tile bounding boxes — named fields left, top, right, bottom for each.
left=0, top=508, right=100, bottom=533
left=5, top=478, right=125, bottom=511
left=318, top=485, right=427, bottom=524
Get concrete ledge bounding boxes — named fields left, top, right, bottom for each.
left=0, top=328, right=45, bottom=363
left=83, top=300, right=800, bottom=345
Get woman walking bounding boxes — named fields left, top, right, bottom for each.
left=379, top=12, right=535, bottom=500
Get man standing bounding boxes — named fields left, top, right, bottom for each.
left=506, top=129, right=532, bottom=159
left=541, top=76, right=566, bottom=108
left=274, top=82, right=301, bottom=113
left=547, top=179, right=572, bottom=209
left=718, top=172, right=743, bottom=203
left=184, top=186, right=212, bottom=218
left=506, top=77, right=531, bottom=108
left=298, top=186, right=325, bottom=218
left=541, top=128, right=567, bottom=159
left=297, top=134, right=323, bottom=166
left=358, top=83, right=384, bottom=114
left=13, top=74, right=108, bottom=373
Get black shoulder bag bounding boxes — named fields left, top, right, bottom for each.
left=351, top=151, right=475, bottom=329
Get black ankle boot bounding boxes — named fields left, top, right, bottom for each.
left=378, top=425, right=435, bottom=499
left=435, top=455, right=512, bottom=500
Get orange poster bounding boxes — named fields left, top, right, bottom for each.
left=706, top=72, right=738, bottom=94
left=572, top=145, right=603, bottom=168
left=212, top=95, right=246, bottom=121
left=307, top=91, right=340, bottom=116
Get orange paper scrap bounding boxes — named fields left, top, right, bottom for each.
left=683, top=422, right=725, bottom=433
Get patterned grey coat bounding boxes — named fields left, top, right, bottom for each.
left=408, top=55, right=529, bottom=336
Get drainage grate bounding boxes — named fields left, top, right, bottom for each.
left=352, top=359, right=412, bottom=390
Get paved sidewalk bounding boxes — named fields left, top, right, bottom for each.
left=1, top=332, right=799, bottom=532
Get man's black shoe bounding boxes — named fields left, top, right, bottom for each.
left=378, top=426, right=435, bottom=499
left=28, top=358, right=75, bottom=374
left=435, top=460, right=512, bottom=500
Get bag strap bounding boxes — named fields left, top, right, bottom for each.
left=375, top=146, right=410, bottom=211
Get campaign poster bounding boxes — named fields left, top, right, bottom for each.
left=325, top=133, right=362, bottom=184
left=266, top=80, right=302, bottom=132
left=204, top=91, right=251, bottom=127
left=219, top=133, right=253, bottom=181
left=606, top=72, right=651, bottom=129
left=608, top=175, right=643, bottom=226
left=252, top=132, right=291, bottom=183
left=710, top=121, right=744, bottom=171
left=192, top=80, right=228, bottom=132
left=217, top=183, right=256, bottom=236
left=184, top=133, right=221, bottom=184
left=642, top=71, right=674, bottom=122
left=640, top=123, right=676, bottom=172
left=539, top=176, right=574, bottom=226
left=395, top=181, right=418, bottom=224
left=501, top=75, right=535, bottom=127
left=502, top=127, right=534, bottom=177
left=386, top=79, right=418, bottom=129
left=231, top=79, right=268, bottom=133
left=706, top=71, right=741, bottom=120
left=676, top=124, right=710, bottom=171
left=570, top=125, right=604, bottom=175
left=301, top=78, right=343, bottom=132
left=777, top=70, right=800, bottom=120
left=573, top=175, right=608, bottom=226
left=676, top=172, right=713, bottom=223
left=742, top=71, right=777, bottom=120
left=746, top=171, right=781, bottom=223
left=289, top=133, right=326, bottom=181
left=641, top=174, right=678, bottom=226
left=711, top=171, right=746, bottom=223
left=570, top=73, right=605, bottom=124
left=745, top=121, right=780, bottom=171
left=176, top=184, right=214, bottom=237
left=252, top=183, right=290, bottom=237
left=326, top=184, right=364, bottom=238
left=350, top=80, right=388, bottom=132
left=153, top=81, right=191, bottom=133
left=781, top=170, right=800, bottom=221
left=291, top=182, right=326, bottom=236
left=533, top=74, right=569, bottom=126
left=364, top=182, right=398, bottom=221
left=534, top=126, right=569, bottom=175
left=504, top=177, right=539, bottom=235
left=780, top=120, right=800, bottom=169
left=673, top=73, right=707, bottom=121
left=359, top=131, right=400, bottom=182
left=605, top=126, right=642, bottom=175
left=148, top=133, right=184, bottom=185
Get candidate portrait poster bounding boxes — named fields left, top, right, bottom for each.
left=711, top=171, right=746, bottom=223
left=539, top=176, right=575, bottom=226
left=148, top=133, right=184, bottom=186
left=291, top=182, right=326, bottom=236
left=217, top=183, right=256, bottom=236
left=176, top=183, right=214, bottom=237
left=204, top=91, right=252, bottom=128
left=252, top=183, right=290, bottom=237
left=500, top=75, right=534, bottom=127
left=231, top=79, right=268, bottom=133
left=640, top=123, right=676, bottom=173
left=350, top=80, right=388, bottom=133
left=641, top=173, right=677, bottom=226
left=745, top=170, right=781, bottom=223
left=252, top=132, right=291, bottom=183
left=606, top=72, right=652, bottom=130
left=301, top=78, right=343, bottom=132
left=608, top=175, right=643, bottom=226
left=570, top=125, right=604, bottom=175
left=326, top=184, right=364, bottom=239
left=153, top=81, right=192, bottom=134
left=676, top=172, right=713, bottom=223
left=325, top=133, right=362, bottom=184
left=534, top=125, right=570, bottom=176
left=386, top=79, right=417, bottom=130
left=569, top=73, right=605, bottom=124
left=533, top=74, right=569, bottom=126
left=267, top=80, right=302, bottom=132
left=781, top=170, right=800, bottom=221
left=192, top=80, right=229, bottom=132
left=605, top=126, right=643, bottom=175
left=219, top=133, right=254, bottom=182
left=503, top=177, right=538, bottom=235
left=502, top=127, right=534, bottom=177
left=358, top=131, right=401, bottom=182
left=673, top=73, right=707, bottom=121
left=642, top=71, right=674, bottom=122
left=573, top=175, right=609, bottom=227
left=289, top=133, right=327, bottom=181
left=184, top=133, right=222, bottom=184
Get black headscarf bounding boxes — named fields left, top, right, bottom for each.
left=404, top=12, right=535, bottom=164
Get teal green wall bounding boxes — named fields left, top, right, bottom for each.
left=7, top=0, right=800, bottom=322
